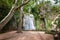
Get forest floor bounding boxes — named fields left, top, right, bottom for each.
left=0, top=31, right=54, bottom=40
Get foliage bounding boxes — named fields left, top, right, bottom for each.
left=57, top=17, right=60, bottom=28
left=0, top=0, right=60, bottom=31
left=0, top=0, right=10, bottom=21
left=0, top=0, right=16, bottom=33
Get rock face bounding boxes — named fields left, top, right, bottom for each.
left=23, top=14, right=35, bottom=30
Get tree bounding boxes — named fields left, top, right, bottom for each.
left=0, top=0, right=18, bottom=31
left=0, top=0, right=30, bottom=32
left=17, top=0, right=30, bottom=33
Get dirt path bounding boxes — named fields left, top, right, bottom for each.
left=0, top=31, right=54, bottom=40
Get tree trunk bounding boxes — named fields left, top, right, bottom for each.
left=0, top=0, right=30, bottom=31
left=17, top=0, right=24, bottom=33
left=0, top=16, right=17, bottom=33
left=17, top=0, right=30, bottom=33
left=39, top=7, right=46, bottom=29
left=0, top=0, right=18, bottom=31
left=0, top=5, right=15, bottom=30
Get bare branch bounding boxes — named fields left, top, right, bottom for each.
left=15, top=0, right=30, bottom=10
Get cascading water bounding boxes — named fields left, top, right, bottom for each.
left=23, top=14, right=35, bottom=30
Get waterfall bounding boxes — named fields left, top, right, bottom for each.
left=23, top=14, right=35, bottom=30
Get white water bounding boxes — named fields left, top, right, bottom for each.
left=23, top=14, right=35, bottom=30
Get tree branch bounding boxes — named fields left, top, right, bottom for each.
left=0, top=0, right=18, bottom=23
left=0, top=0, right=18, bottom=30
left=15, top=0, right=30, bottom=10
left=51, top=14, right=60, bottom=25
left=0, top=0, right=30, bottom=30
